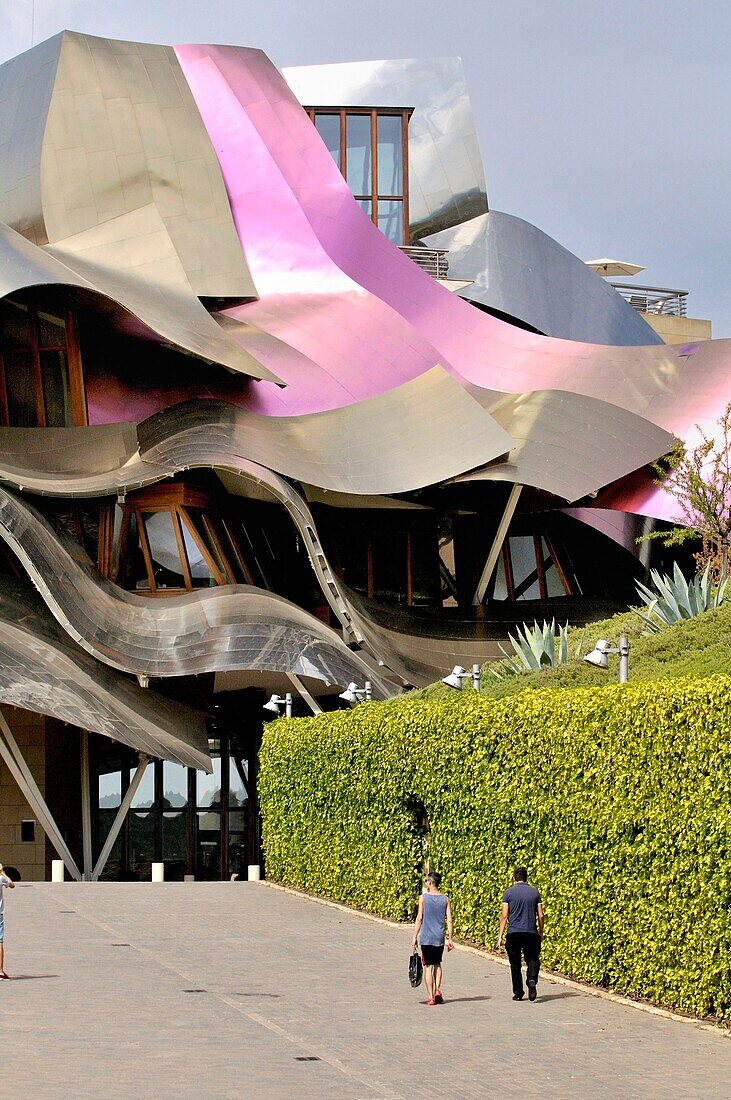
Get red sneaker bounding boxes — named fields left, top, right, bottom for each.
left=425, top=997, right=436, bottom=1006
left=0, top=972, right=10, bottom=980
left=434, top=990, right=444, bottom=1004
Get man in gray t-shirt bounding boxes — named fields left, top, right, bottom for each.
left=496, top=866, right=544, bottom=1001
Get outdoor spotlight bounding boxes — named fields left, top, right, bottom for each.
left=338, top=681, right=373, bottom=705
left=442, top=665, right=468, bottom=690
left=263, top=693, right=293, bottom=717
left=583, top=636, right=630, bottom=683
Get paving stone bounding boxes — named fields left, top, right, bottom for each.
left=0, top=882, right=728, bottom=1099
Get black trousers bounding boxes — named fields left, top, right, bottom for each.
left=505, top=932, right=541, bottom=997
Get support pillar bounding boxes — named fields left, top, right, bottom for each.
left=91, top=755, right=149, bottom=882
left=472, top=484, right=523, bottom=605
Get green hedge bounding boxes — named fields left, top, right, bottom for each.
left=259, top=677, right=731, bottom=1020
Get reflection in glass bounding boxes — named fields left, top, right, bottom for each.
left=37, top=310, right=66, bottom=348
left=131, top=765, right=155, bottom=809
left=230, top=757, right=247, bottom=808
left=356, top=199, right=372, bottom=219
left=179, top=518, right=216, bottom=587
left=377, top=115, right=402, bottom=195
left=163, top=811, right=187, bottom=863
left=142, top=512, right=186, bottom=589
left=196, top=810, right=221, bottom=881
left=377, top=200, right=403, bottom=244
left=163, top=762, right=187, bottom=808
left=541, top=537, right=566, bottom=597
left=5, top=351, right=37, bottom=426
left=510, top=535, right=540, bottom=600
left=315, top=113, right=340, bottom=165
left=346, top=114, right=371, bottom=194
left=129, top=811, right=154, bottom=873
left=99, top=770, right=121, bottom=810
left=197, top=755, right=222, bottom=808
left=41, top=349, right=71, bottom=427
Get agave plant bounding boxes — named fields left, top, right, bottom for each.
left=490, top=619, right=570, bottom=679
left=632, top=562, right=727, bottom=634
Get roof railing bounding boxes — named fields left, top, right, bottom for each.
left=399, top=245, right=449, bottom=279
left=610, top=283, right=688, bottom=317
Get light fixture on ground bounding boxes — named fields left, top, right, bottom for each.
left=583, top=636, right=630, bottom=683
left=263, top=692, right=293, bottom=718
left=338, top=681, right=373, bottom=704
left=442, top=664, right=482, bottom=691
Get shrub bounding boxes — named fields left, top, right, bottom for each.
left=259, top=678, right=731, bottom=1020
left=490, top=619, right=571, bottom=678
left=633, top=562, right=727, bottom=633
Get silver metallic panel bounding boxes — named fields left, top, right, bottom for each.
left=424, top=212, right=663, bottom=346
left=0, top=371, right=513, bottom=497
left=0, top=486, right=393, bottom=697
left=0, top=577, right=210, bottom=769
left=283, top=57, right=488, bottom=238
left=455, top=388, right=674, bottom=502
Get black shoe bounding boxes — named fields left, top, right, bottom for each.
left=528, top=981, right=537, bottom=1001
left=512, top=993, right=524, bottom=1000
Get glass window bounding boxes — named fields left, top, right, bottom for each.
left=541, top=538, right=566, bottom=597
left=162, top=811, right=187, bottom=862
left=314, top=113, right=340, bottom=165
left=162, top=762, right=188, bottom=809
left=98, top=770, right=121, bottom=810
left=345, top=114, right=371, bottom=194
left=128, top=811, right=155, bottom=871
left=197, top=755, right=222, bottom=809
left=377, top=115, right=403, bottom=195
left=1, top=301, right=31, bottom=349
left=37, top=310, right=66, bottom=348
left=377, top=200, right=403, bottom=244
left=196, top=811, right=221, bottom=881
left=41, top=349, right=72, bottom=427
left=142, top=511, right=186, bottom=589
left=179, top=516, right=216, bottom=587
left=96, top=811, right=122, bottom=878
left=492, top=549, right=509, bottom=601
left=356, top=198, right=372, bottom=219
left=131, top=764, right=155, bottom=810
left=230, top=757, right=247, bottom=808
left=5, top=352, right=37, bottom=426
left=510, top=535, right=540, bottom=600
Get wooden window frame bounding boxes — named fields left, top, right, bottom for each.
left=0, top=300, right=87, bottom=428
left=306, top=107, right=412, bottom=244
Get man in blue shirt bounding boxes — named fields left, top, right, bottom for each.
left=496, top=866, right=544, bottom=1001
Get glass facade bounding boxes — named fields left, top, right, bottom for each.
left=306, top=108, right=411, bottom=243
left=94, top=736, right=254, bottom=881
left=0, top=299, right=84, bottom=427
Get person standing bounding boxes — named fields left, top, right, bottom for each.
left=496, top=866, right=543, bottom=1001
left=412, top=871, right=454, bottom=1005
left=0, top=863, right=16, bottom=980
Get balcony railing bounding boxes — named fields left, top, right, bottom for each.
left=399, top=245, right=449, bottom=279
left=611, top=283, right=688, bottom=317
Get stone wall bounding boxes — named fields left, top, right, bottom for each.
left=0, top=706, right=46, bottom=881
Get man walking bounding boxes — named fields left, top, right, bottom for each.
left=0, top=862, right=16, bottom=980
left=496, top=866, right=543, bottom=1001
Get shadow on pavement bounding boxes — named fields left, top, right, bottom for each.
left=5, top=975, right=59, bottom=981
left=440, top=995, right=491, bottom=1004
left=537, top=991, right=581, bottom=1002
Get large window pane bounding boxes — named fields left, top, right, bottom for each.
left=41, top=349, right=72, bottom=427
left=131, top=764, right=155, bottom=809
left=142, top=511, right=186, bottom=589
left=163, top=762, right=188, bottom=808
left=377, top=200, right=403, bottom=244
left=356, top=198, right=372, bottom=220
left=5, top=351, right=37, bottom=426
left=377, top=115, right=403, bottom=196
left=314, top=113, right=340, bottom=166
left=1, top=301, right=31, bottom=349
left=98, top=770, right=121, bottom=810
left=180, top=516, right=216, bottom=587
left=162, top=811, right=186, bottom=863
left=230, top=757, right=247, bottom=808
left=197, top=755, right=222, bottom=808
left=37, top=310, right=66, bottom=348
left=346, top=114, right=371, bottom=195
left=510, top=535, right=540, bottom=600
left=196, top=811, right=220, bottom=880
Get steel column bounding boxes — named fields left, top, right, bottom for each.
left=287, top=673, right=322, bottom=715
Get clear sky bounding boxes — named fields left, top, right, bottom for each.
left=1, top=0, right=729, bottom=336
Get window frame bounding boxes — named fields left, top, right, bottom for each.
left=305, top=107, right=412, bottom=244
left=0, top=300, right=87, bottom=427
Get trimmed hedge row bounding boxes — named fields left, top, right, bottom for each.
left=258, top=677, right=731, bottom=1020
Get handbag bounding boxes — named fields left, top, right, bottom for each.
left=408, top=950, right=423, bottom=988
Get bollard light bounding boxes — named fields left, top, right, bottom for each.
left=339, top=681, right=372, bottom=704
left=263, top=693, right=293, bottom=718
left=442, top=665, right=468, bottom=690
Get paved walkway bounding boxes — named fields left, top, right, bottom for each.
left=0, top=882, right=728, bottom=1099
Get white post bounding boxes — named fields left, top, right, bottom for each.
left=472, top=664, right=481, bottom=692
left=51, top=859, right=65, bottom=882
left=284, top=693, right=293, bottom=718
left=183, top=874, right=195, bottom=883
left=151, top=862, right=165, bottom=882
left=247, top=864, right=261, bottom=881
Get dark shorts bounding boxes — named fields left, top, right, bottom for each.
left=421, top=943, right=444, bottom=966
